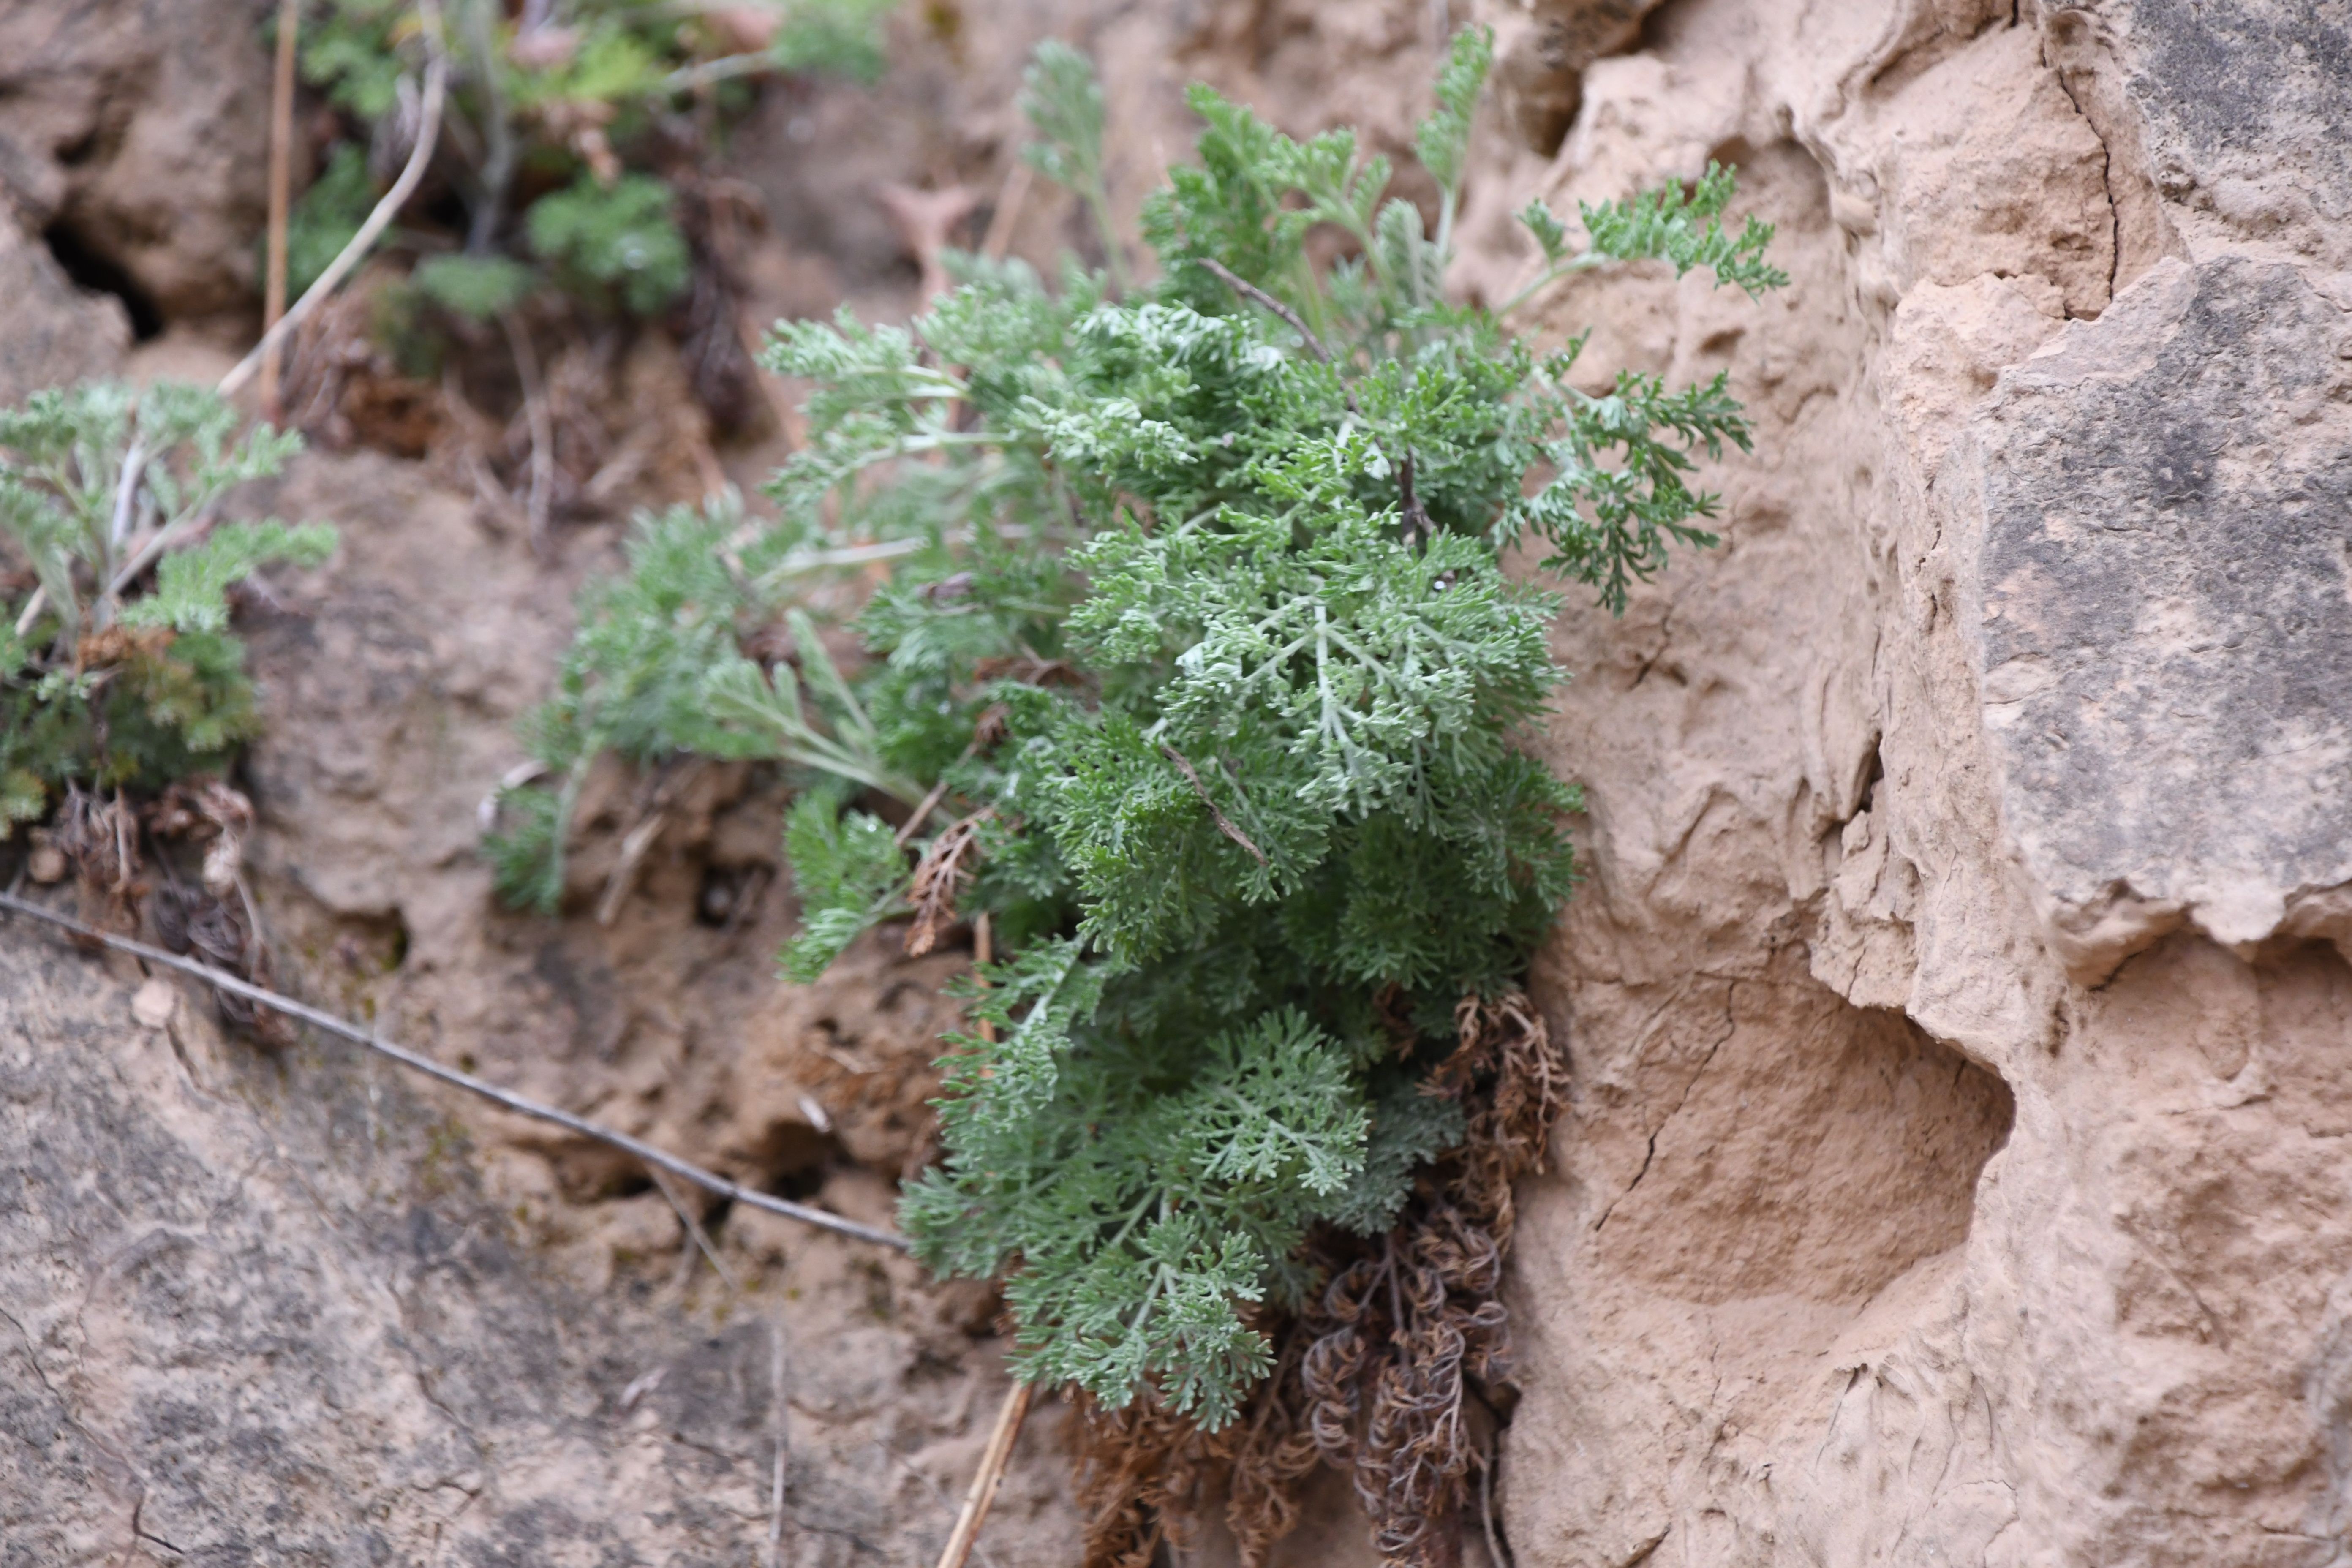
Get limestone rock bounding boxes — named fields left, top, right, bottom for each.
left=0, top=0, right=273, bottom=324
left=1952, top=254, right=2352, bottom=976
left=0, top=937, right=1081, bottom=1565
left=1472, top=0, right=2352, bottom=1564
left=0, top=213, right=130, bottom=406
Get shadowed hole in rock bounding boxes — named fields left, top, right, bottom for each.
left=329, top=909, right=410, bottom=977
left=694, top=863, right=763, bottom=928
left=44, top=223, right=162, bottom=340
left=1602, top=978, right=2014, bottom=1305
left=753, top=1116, right=844, bottom=1202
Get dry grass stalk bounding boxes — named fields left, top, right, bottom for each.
left=221, top=0, right=448, bottom=399
left=261, top=0, right=300, bottom=416
left=934, top=1378, right=1032, bottom=1568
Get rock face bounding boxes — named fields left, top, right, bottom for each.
left=1459, top=0, right=2352, bottom=1564
left=0, top=938, right=1081, bottom=1567
left=0, top=0, right=273, bottom=324
left=1953, top=255, right=2352, bottom=974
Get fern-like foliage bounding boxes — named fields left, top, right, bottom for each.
left=501, top=27, right=1780, bottom=1432
left=0, top=384, right=333, bottom=831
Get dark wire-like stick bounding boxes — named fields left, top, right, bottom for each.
left=0, top=890, right=909, bottom=1253
left=1161, top=745, right=1266, bottom=866
left=1195, top=257, right=1333, bottom=364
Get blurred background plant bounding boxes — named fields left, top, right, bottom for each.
left=265, top=0, right=896, bottom=540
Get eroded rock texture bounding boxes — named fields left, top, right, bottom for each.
left=1456, top=0, right=2352, bottom=1563
left=0, top=933, right=1105, bottom=1567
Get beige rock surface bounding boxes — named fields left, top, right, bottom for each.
left=0, top=0, right=274, bottom=324
left=1465, top=1, right=2352, bottom=1564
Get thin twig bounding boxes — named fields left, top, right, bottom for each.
left=1399, top=449, right=1432, bottom=553
left=1161, top=746, right=1266, bottom=866
left=929, top=911, right=1017, bottom=1567
left=980, top=161, right=1033, bottom=263
left=894, top=773, right=955, bottom=851
left=0, top=889, right=910, bottom=1252
left=261, top=0, right=301, bottom=417
left=768, top=1314, right=791, bottom=1568
left=595, top=808, right=667, bottom=927
left=658, top=49, right=771, bottom=95
left=93, top=434, right=149, bottom=629
left=1195, top=257, right=1331, bottom=364
left=932, top=1380, right=1032, bottom=1568
left=105, top=502, right=217, bottom=602
left=650, top=1165, right=740, bottom=1293
left=887, top=1448, right=1005, bottom=1568
left=498, top=308, right=555, bottom=558
left=972, top=912, right=994, bottom=1043
left=596, top=760, right=700, bottom=927
left=107, top=436, right=148, bottom=553
left=1481, top=1437, right=1509, bottom=1568
left=220, top=0, right=449, bottom=399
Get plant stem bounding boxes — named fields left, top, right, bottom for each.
left=261, top=0, right=300, bottom=417
left=1495, top=252, right=1608, bottom=318
left=220, top=0, right=450, bottom=399
left=932, top=1380, right=1032, bottom=1568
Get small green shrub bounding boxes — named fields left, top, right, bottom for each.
left=0, top=384, right=332, bottom=831
left=495, top=24, right=1781, bottom=1550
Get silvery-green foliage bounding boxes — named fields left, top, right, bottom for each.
left=0, top=383, right=331, bottom=830
left=502, top=26, right=1781, bottom=1426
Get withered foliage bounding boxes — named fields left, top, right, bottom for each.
left=666, top=171, right=776, bottom=439
left=1070, top=1322, right=1319, bottom=1568
left=25, top=775, right=287, bottom=1042
left=1072, top=992, right=1565, bottom=1568
left=903, top=808, right=990, bottom=957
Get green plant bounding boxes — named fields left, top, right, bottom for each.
left=0, top=383, right=333, bottom=831
left=495, top=27, right=1780, bottom=1559
left=285, top=0, right=896, bottom=328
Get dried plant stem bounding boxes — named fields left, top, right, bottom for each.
left=220, top=0, right=449, bottom=400
left=973, top=912, right=994, bottom=1042
left=1196, top=258, right=1331, bottom=365
left=935, top=1379, right=1032, bottom=1568
left=649, top=1166, right=740, bottom=1293
left=1160, top=745, right=1265, bottom=866
left=0, top=888, right=910, bottom=1252
left=768, top=1314, right=792, bottom=1568
left=261, top=0, right=301, bottom=416
left=497, top=308, right=555, bottom=556
left=1481, top=1439, right=1509, bottom=1568
left=981, top=160, right=1033, bottom=262
left=596, top=760, right=700, bottom=926
left=927, top=910, right=1021, bottom=1568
